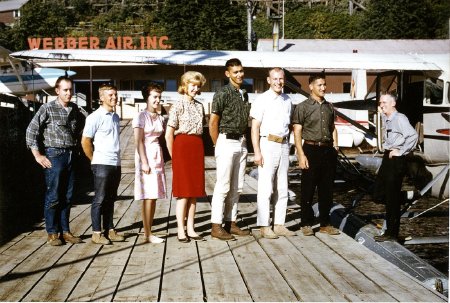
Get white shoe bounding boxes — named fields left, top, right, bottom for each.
left=149, top=235, right=165, bottom=243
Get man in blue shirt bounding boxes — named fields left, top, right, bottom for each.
left=82, top=84, right=125, bottom=245
left=374, top=92, right=418, bottom=242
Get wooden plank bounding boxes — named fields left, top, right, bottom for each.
left=229, top=236, right=298, bottom=301
left=21, top=166, right=136, bottom=301
left=159, top=163, right=204, bottom=302
left=67, top=204, right=137, bottom=301
left=288, top=234, right=395, bottom=301
left=316, top=232, right=446, bottom=302
left=256, top=233, right=346, bottom=301
left=114, top=166, right=173, bottom=301
left=197, top=170, right=253, bottom=302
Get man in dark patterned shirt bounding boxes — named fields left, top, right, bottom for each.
left=292, top=73, right=340, bottom=237
left=209, top=58, right=251, bottom=240
left=26, top=76, right=84, bottom=246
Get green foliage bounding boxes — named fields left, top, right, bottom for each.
left=361, top=0, right=436, bottom=39
left=283, top=6, right=361, bottom=39
left=1, top=0, right=448, bottom=52
left=160, top=0, right=247, bottom=50
left=5, top=0, right=76, bottom=50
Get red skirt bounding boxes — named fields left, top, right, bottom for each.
left=172, top=134, right=205, bottom=198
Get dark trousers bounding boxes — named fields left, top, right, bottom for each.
left=91, top=164, right=121, bottom=232
left=300, top=144, right=337, bottom=227
left=373, top=151, right=407, bottom=238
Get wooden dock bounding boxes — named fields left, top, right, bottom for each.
left=0, top=120, right=446, bottom=302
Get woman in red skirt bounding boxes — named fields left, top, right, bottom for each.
left=165, top=71, right=206, bottom=242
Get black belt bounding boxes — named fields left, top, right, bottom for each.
left=223, top=133, right=244, bottom=140
left=304, top=140, right=332, bottom=147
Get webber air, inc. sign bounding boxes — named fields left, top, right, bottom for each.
left=27, top=36, right=171, bottom=50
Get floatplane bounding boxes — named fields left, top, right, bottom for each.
left=9, top=48, right=450, bottom=295
left=0, top=46, right=75, bottom=97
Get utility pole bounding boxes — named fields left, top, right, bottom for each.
left=247, top=0, right=253, bottom=51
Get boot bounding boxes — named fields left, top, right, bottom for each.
left=211, top=223, right=235, bottom=241
left=224, top=221, right=250, bottom=236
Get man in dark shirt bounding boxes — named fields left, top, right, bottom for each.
left=292, top=73, right=340, bottom=236
left=26, top=76, right=83, bottom=246
left=209, top=58, right=251, bottom=240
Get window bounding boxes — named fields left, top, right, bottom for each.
left=424, top=78, right=443, bottom=105
left=343, top=82, right=351, bottom=94
left=13, top=10, right=20, bottom=18
left=165, top=79, right=177, bottom=91
left=211, top=79, right=221, bottom=92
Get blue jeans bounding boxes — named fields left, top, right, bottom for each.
left=91, top=164, right=121, bottom=232
left=44, top=147, right=74, bottom=234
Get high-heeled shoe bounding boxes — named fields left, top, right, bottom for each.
left=177, top=236, right=190, bottom=243
left=188, top=235, right=205, bottom=241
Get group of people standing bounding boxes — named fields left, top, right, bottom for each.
left=26, top=57, right=417, bottom=246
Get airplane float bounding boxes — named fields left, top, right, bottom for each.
left=9, top=48, right=450, bottom=197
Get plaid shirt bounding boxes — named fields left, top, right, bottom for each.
left=26, top=100, right=82, bottom=150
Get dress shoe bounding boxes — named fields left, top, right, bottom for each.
left=177, top=236, right=190, bottom=243
left=92, top=232, right=111, bottom=245
left=107, top=229, right=125, bottom=242
left=374, top=234, right=398, bottom=242
left=62, top=232, right=82, bottom=244
left=224, top=221, right=251, bottom=236
left=274, top=225, right=296, bottom=237
left=301, top=226, right=314, bottom=236
left=319, top=225, right=340, bottom=235
left=260, top=226, right=279, bottom=239
left=47, top=233, right=63, bottom=246
left=211, top=223, right=235, bottom=241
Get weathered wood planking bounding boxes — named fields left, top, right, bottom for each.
left=316, top=232, right=446, bottom=301
left=198, top=170, right=253, bottom=302
left=114, top=165, right=173, bottom=301
left=0, top=122, right=446, bottom=302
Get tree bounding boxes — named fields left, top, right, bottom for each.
left=361, top=0, right=436, bottom=39
left=159, top=0, right=247, bottom=50
left=283, top=6, right=361, bottom=39
left=7, top=0, right=76, bottom=51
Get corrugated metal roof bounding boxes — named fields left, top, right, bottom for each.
left=0, top=0, right=29, bottom=13
left=257, top=39, right=450, bottom=54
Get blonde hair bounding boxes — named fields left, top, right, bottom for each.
left=178, top=71, right=206, bottom=95
left=99, top=83, right=117, bottom=95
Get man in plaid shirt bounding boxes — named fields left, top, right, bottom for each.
left=26, top=76, right=84, bottom=246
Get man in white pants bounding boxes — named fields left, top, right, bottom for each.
left=251, top=67, right=296, bottom=239
left=209, top=58, right=251, bottom=241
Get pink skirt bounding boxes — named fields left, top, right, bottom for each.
left=172, top=134, right=205, bottom=198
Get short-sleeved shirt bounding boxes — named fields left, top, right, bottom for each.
left=211, top=83, right=250, bottom=135
left=83, top=106, right=121, bottom=166
left=382, top=111, right=418, bottom=156
left=292, top=96, right=335, bottom=143
left=167, top=97, right=204, bottom=136
left=26, top=100, right=82, bottom=150
left=250, top=89, right=292, bottom=138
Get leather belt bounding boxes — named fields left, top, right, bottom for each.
left=263, top=134, right=288, bottom=143
left=304, top=140, right=332, bottom=147
left=224, top=133, right=244, bottom=140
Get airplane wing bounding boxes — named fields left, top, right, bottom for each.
left=10, top=49, right=443, bottom=72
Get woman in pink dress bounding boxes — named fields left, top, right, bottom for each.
left=133, top=83, right=167, bottom=243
